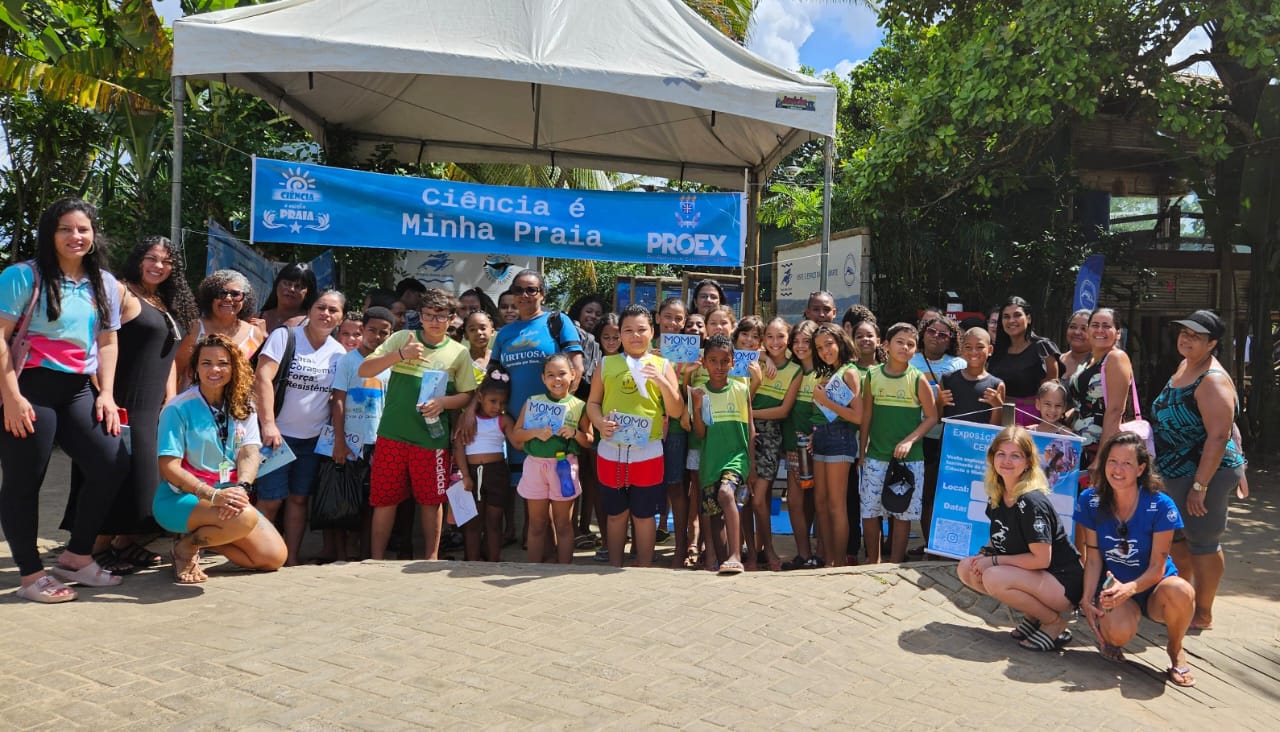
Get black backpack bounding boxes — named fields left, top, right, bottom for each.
left=250, top=326, right=297, bottom=417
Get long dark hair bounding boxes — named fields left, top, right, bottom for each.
left=260, top=262, right=318, bottom=314
left=120, top=235, right=199, bottom=333
left=1089, top=431, right=1164, bottom=518
left=34, top=198, right=112, bottom=323
left=993, top=296, right=1044, bottom=356
left=459, top=286, right=499, bottom=322
left=812, top=322, right=855, bottom=378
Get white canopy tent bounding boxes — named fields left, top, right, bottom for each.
left=170, top=0, right=840, bottom=305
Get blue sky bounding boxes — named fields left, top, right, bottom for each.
left=747, top=0, right=885, bottom=77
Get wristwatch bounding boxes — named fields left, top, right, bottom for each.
left=1192, top=481, right=1208, bottom=493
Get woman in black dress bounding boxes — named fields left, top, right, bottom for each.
left=989, top=296, right=1060, bottom=427
left=62, top=236, right=198, bottom=570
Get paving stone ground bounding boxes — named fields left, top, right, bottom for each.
left=2, top=452, right=1278, bottom=730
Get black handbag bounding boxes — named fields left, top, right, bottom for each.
left=310, top=458, right=368, bottom=530
left=881, top=459, right=916, bottom=515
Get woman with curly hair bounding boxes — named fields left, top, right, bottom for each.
left=61, top=235, right=200, bottom=571
left=175, top=270, right=268, bottom=387
left=155, top=334, right=286, bottom=583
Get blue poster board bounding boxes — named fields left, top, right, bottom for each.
left=927, top=419, right=1083, bottom=560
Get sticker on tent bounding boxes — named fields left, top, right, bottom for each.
left=775, top=94, right=816, bottom=111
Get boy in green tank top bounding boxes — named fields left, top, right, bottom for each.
left=858, top=322, right=937, bottom=564
left=690, top=334, right=754, bottom=575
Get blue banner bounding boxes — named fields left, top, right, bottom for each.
left=251, top=158, right=745, bottom=267
left=927, top=419, right=1083, bottom=560
left=1072, top=254, right=1105, bottom=312
left=206, top=219, right=336, bottom=297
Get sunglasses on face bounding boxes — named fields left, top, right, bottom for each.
left=1117, top=520, right=1130, bottom=555
left=511, top=286, right=541, bottom=296
left=216, top=289, right=245, bottom=302
left=925, top=327, right=952, bottom=339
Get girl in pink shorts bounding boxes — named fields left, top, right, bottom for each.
left=510, top=353, right=593, bottom=564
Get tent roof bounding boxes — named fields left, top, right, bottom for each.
left=172, top=0, right=837, bottom=187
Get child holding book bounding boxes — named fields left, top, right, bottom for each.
left=859, top=322, right=938, bottom=564
left=359, top=289, right=476, bottom=560
left=781, top=320, right=821, bottom=570
left=587, top=305, right=683, bottom=568
left=690, top=334, right=755, bottom=575
left=750, top=317, right=802, bottom=571
left=809, top=322, right=864, bottom=568
left=510, top=353, right=592, bottom=564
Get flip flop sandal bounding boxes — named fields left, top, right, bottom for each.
left=1099, top=642, right=1126, bottom=663
left=1020, top=628, right=1071, bottom=652
left=1167, top=665, right=1196, bottom=688
left=15, top=575, right=77, bottom=604
left=1011, top=617, right=1041, bottom=641
left=718, top=560, right=745, bottom=575
left=573, top=534, right=596, bottom=550
left=780, top=555, right=808, bottom=571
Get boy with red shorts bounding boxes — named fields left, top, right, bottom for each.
left=360, top=288, right=476, bottom=559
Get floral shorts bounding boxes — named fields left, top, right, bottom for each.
left=701, top=469, right=743, bottom=518
left=859, top=457, right=924, bottom=521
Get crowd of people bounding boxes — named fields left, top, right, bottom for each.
left=0, top=198, right=1251, bottom=688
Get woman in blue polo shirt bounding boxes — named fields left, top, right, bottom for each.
left=1075, top=431, right=1197, bottom=687
left=0, top=198, right=129, bottom=603
left=156, top=334, right=285, bottom=583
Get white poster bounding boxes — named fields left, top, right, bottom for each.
left=773, top=229, right=870, bottom=321
left=398, top=251, right=538, bottom=300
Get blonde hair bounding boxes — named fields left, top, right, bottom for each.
left=983, top=426, right=1049, bottom=508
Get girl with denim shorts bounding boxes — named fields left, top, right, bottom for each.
left=809, top=322, right=864, bottom=568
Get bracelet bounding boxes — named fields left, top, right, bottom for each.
left=209, top=488, right=220, bottom=505
left=398, top=347, right=404, bottom=360
left=992, top=554, right=999, bottom=566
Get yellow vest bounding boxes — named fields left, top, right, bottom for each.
left=600, top=353, right=667, bottom=442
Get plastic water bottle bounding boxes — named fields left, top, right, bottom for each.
left=795, top=432, right=814, bottom=490
left=735, top=481, right=749, bottom=509
left=424, top=414, right=445, bottom=439
left=555, top=452, right=576, bottom=498
left=701, top=393, right=714, bottom=425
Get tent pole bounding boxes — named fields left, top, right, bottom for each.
left=820, top=136, right=833, bottom=291
left=745, top=168, right=761, bottom=313
left=171, top=76, right=185, bottom=251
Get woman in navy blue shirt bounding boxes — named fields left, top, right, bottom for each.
left=1075, top=431, right=1197, bottom=687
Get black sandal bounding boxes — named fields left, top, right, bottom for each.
left=1011, top=617, right=1041, bottom=641
left=1020, top=628, right=1071, bottom=652
left=93, top=548, right=138, bottom=575
left=114, top=542, right=163, bottom=568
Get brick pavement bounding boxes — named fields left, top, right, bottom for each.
left=1, top=452, right=1278, bottom=730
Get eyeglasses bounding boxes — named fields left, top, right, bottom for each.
left=1116, top=520, right=1129, bottom=555
left=421, top=312, right=453, bottom=323
left=511, top=286, right=541, bottom=297
left=142, top=255, right=175, bottom=268
left=215, top=289, right=245, bottom=301
left=278, top=280, right=307, bottom=292
left=925, top=327, right=952, bottom=340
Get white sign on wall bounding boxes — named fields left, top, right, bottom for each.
left=774, top=229, right=870, bottom=321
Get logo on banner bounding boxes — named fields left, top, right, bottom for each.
left=779, top=262, right=794, bottom=297
left=843, top=253, right=857, bottom=287
left=676, top=196, right=701, bottom=229
left=261, top=167, right=330, bottom=234
left=1078, top=277, right=1098, bottom=310
left=483, top=258, right=516, bottom=283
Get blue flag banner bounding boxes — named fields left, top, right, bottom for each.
left=206, top=219, right=336, bottom=294
left=927, top=419, right=1083, bottom=560
left=1072, top=254, right=1105, bottom=312
left=251, top=158, right=746, bottom=267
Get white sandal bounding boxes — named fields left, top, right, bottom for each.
left=15, top=575, right=78, bottom=604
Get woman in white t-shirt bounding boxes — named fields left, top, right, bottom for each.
left=253, top=290, right=346, bottom=566
left=156, top=334, right=286, bottom=583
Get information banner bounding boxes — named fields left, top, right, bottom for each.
left=252, top=158, right=745, bottom=267
left=927, top=419, right=1083, bottom=560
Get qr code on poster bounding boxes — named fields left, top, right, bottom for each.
left=931, top=518, right=973, bottom=559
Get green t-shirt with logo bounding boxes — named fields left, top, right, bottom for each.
left=372, top=329, right=476, bottom=449
left=698, top=380, right=752, bottom=488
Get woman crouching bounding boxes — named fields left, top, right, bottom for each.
left=1075, top=431, right=1197, bottom=686
left=958, top=426, right=1084, bottom=651
left=154, top=334, right=286, bottom=583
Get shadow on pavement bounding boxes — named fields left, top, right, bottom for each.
left=398, top=558, right=625, bottom=587
left=1219, top=473, right=1280, bottom=603
left=898, top=620, right=1167, bottom=700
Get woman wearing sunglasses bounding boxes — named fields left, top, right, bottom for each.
left=175, top=270, right=268, bottom=388
left=1074, top=431, right=1197, bottom=687
left=155, top=334, right=286, bottom=583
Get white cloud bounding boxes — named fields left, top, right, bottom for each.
left=827, top=58, right=862, bottom=79
left=1168, top=25, right=1213, bottom=77
left=747, top=0, right=823, bottom=70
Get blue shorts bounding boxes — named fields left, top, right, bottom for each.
left=255, top=435, right=322, bottom=501
left=812, top=421, right=858, bottom=463
left=153, top=489, right=199, bottom=533
left=663, top=430, right=688, bottom=487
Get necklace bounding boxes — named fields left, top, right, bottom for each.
left=127, top=283, right=166, bottom=312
